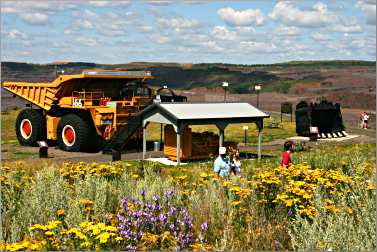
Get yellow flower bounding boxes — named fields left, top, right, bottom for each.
left=132, top=174, right=140, bottom=180
left=285, top=199, right=294, bottom=207
left=92, top=227, right=101, bottom=236
left=191, top=242, right=213, bottom=251
left=127, top=202, right=136, bottom=211
left=229, top=186, right=242, bottom=193
left=79, top=199, right=94, bottom=206
left=367, top=183, right=375, bottom=190
left=177, top=175, right=188, bottom=181
left=222, top=181, right=233, bottom=187
left=199, top=172, right=209, bottom=178
left=142, top=232, right=159, bottom=244
left=45, top=231, right=54, bottom=236
left=29, top=224, right=47, bottom=232
left=231, top=201, right=241, bottom=206
left=96, top=232, right=115, bottom=244
left=56, top=209, right=65, bottom=217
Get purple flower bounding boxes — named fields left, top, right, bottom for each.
left=121, top=196, right=128, bottom=210
left=159, top=213, right=167, bottom=223
left=201, top=222, right=208, bottom=232
left=288, top=209, right=293, bottom=216
left=117, top=189, right=194, bottom=250
left=153, top=194, right=159, bottom=202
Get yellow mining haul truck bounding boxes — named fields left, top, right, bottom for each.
left=3, top=70, right=154, bottom=152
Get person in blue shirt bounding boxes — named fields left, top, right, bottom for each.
left=214, top=147, right=230, bottom=177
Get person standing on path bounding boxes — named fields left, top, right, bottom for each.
left=363, top=112, right=369, bottom=129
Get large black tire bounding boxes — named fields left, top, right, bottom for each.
left=57, top=113, right=100, bottom=152
left=15, top=109, right=46, bottom=146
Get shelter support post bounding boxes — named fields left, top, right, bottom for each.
left=258, top=129, right=262, bottom=160
left=160, top=124, right=163, bottom=144
left=142, top=121, right=149, bottom=160
left=255, top=119, right=263, bottom=160
left=219, top=129, right=224, bottom=147
left=216, top=122, right=229, bottom=148
left=176, top=132, right=181, bottom=165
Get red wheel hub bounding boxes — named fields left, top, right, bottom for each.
left=22, top=121, right=32, bottom=137
left=64, top=127, right=75, bottom=144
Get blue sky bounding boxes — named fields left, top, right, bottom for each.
left=1, top=0, right=376, bottom=64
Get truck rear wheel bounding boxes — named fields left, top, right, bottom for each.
left=15, top=109, right=46, bottom=146
left=57, top=114, right=98, bottom=152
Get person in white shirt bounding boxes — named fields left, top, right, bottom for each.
left=363, top=112, right=369, bottom=129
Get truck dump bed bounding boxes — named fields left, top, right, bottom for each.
left=2, top=70, right=153, bottom=111
left=3, top=82, right=58, bottom=110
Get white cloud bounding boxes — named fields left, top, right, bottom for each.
left=201, top=41, right=224, bottom=52
left=88, top=1, right=130, bottom=7
left=7, top=29, right=28, bottom=40
left=141, top=26, right=153, bottom=32
left=156, top=16, right=200, bottom=32
left=76, top=37, right=98, bottom=47
left=145, top=0, right=174, bottom=5
left=311, top=32, right=331, bottom=41
left=74, top=19, right=93, bottom=29
left=273, top=26, right=301, bottom=36
left=95, top=12, right=136, bottom=36
left=217, top=7, right=265, bottom=26
left=83, top=9, right=97, bottom=19
left=1, top=1, right=78, bottom=15
left=235, top=26, right=256, bottom=34
left=66, top=11, right=137, bottom=37
left=356, top=0, right=376, bottom=25
left=155, top=35, right=170, bottom=44
left=1, top=1, right=77, bottom=26
left=269, top=1, right=334, bottom=27
left=329, top=24, right=363, bottom=33
left=211, top=26, right=237, bottom=40
left=19, top=13, right=49, bottom=25
left=88, top=1, right=109, bottom=7
left=240, top=41, right=277, bottom=53
left=177, top=46, right=194, bottom=52
left=64, top=29, right=73, bottom=35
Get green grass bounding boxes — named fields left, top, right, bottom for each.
left=1, top=110, right=18, bottom=145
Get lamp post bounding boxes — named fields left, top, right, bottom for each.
left=255, top=84, right=261, bottom=108
left=222, top=82, right=229, bottom=102
left=243, top=125, right=248, bottom=146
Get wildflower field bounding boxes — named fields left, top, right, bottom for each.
left=1, top=143, right=376, bottom=251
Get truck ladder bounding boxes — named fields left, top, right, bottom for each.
left=104, top=112, right=143, bottom=153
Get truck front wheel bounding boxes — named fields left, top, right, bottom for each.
left=57, top=114, right=96, bottom=152
left=15, top=109, right=46, bottom=146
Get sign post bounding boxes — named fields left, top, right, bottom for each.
left=243, top=125, right=248, bottom=146
left=281, top=102, right=293, bottom=122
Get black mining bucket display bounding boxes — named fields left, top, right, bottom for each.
left=295, top=100, right=347, bottom=139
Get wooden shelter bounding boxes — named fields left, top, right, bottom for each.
left=141, top=102, right=270, bottom=165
